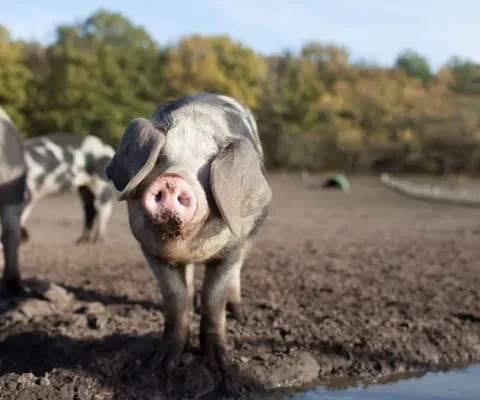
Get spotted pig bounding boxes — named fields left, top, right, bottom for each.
left=21, top=132, right=115, bottom=244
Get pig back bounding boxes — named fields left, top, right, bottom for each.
left=0, top=107, right=27, bottom=206
left=185, top=92, right=264, bottom=159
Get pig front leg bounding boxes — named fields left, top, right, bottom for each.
left=200, top=244, right=248, bottom=369
left=143, top=250, right=192, bottom=372
left=1, top=204, right=24, bottom=293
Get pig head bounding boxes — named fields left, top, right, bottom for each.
left=105, top=92, right=272, bottom=371
left=0, top=107, right=27, bottom=293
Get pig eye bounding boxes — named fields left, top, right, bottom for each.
left=155, top=153, right=167, bottom=166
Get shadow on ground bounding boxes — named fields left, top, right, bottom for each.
left=0, top=279, right=265, bottom=400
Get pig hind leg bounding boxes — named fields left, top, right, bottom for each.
left=226, top=259, right=246, bottom=323
left=20, top=226, right=30, bottom=243
left=20, top=199, right=35, bottom=244
left=76, top=182, right=113, bottom=244
left=90, top=183, right=114, bottom=242
left=1, top=204, right=24, bottom=293
left=76, top=185, right=97, bottom=244
left=193, top=260, right=246, bottom=323
left=18, top=192, right=35, bottom=245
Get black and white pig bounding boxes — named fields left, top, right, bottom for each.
left=20, top=132, right=116, bottom=244
left=104, top=92, right=272, bottom=371
left=0, top=107, right=28, bottom=293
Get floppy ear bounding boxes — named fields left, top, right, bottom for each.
left=210, top=138, right=272, bottom=237
left=104, top=118, right=165, bottom=201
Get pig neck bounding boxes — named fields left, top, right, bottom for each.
left=149, top=224, right=233, bottom=264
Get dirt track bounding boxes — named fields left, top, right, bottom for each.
left=0, top=174, right=479, bottom=399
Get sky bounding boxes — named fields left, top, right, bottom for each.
left=1, top=0, right=479, bottom=71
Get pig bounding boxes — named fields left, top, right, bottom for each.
left=20, top=132, right=116, bottom=244
left=0, top=107, right=28, bottom=293
left=104, top=92, right=272, bottom=371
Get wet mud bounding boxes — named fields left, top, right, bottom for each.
left=0, top=174, right=479, bottom=399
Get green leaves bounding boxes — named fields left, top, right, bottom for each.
left=395, top=49, right=433, bottom=83
left=0, top=32, right=33, bottom=136
left=25, top=10, right=163, bottom=146
left=1, top=10, right=480, bottom=174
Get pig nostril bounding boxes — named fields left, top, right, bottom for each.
left=154, top=191, right=162, bottom=202
left=177, top=194, right=191, bottom=207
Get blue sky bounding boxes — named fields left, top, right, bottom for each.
left=1, top=0, right=479, bottom=71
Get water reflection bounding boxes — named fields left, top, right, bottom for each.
left=284, top=363, right=480, bottom=400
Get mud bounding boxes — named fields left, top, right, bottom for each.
left=0, top=174, right=479, bottom=399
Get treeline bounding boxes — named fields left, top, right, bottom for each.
left=1, top=10, right=480, bottom=174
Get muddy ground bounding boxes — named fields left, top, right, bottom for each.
left=0, top=174, right=479, bottom=399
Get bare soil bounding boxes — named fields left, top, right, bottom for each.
left=0, top=174, right=479, bottom=400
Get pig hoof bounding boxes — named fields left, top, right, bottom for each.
left=201, top=335, right=229, bottom=370
left=226, top=302, right=246, bottom=323
left=92, top=236, right=104, bottom=244
left=144, top=338, right=187, bottom=372
left=1, top=277, right=23, bottom=296
left=75, top=235, right=90, bottom=245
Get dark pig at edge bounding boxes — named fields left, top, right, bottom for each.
left=0, top=107, right=27, bottom=293
left=104, top=92, right=272, bottom=371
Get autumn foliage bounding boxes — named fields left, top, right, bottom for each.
left=1, top=10, right=480, bottom=174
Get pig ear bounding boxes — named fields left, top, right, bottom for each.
left=210, top=138, right=272, bottom=237
left=104, top=118, right=165, bottom=201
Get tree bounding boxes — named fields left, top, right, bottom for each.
left=447, top=56, right=480, bottom=95
left=28, top=10, right=163, bottom=145
left=161, top=34, right=267, bottom=110
left=0, top=27, right=32, bottom=135
left=394, top=49, right=432, bottom=83
left=2, top=11, right=480, bottom=174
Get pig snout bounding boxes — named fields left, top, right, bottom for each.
left=142, top=174, right=198, bottom=234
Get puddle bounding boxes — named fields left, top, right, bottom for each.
left=280, top=363, right=480, bottom=400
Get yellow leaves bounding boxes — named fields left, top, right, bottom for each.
left=162, top=34, right=266, bottom=109
left=436, top=66, right=455, bottom=86
left=163, top=38, right=222, bottom=95
left=0, top=40, right=24, bottom=63
left=336, top=122, right=363, bottom=148
left=400, top=128, right=420, bottom=146
left=2, top=10, right=480, bottom=173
